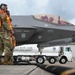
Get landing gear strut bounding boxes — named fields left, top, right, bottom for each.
left=38, top=47, right=43, bottom=54
left=37, top=44, right=43, bottom=54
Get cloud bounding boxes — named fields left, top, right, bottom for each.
left=70, top=18, right=75, bottom=25
left=45, top=0, right=75, bottom=20
left=0, top=0, right=27, bottom=15
left=33, top=0, right=50, bottom=11
left=0, top=0, right=50, bottom=15
left=0, top=0, right=75, bottom=21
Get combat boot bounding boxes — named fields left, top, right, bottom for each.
left=3, top=56, right=13, bottom=65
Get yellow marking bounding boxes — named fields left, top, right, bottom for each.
left=0, top=24, right=2, bottom=28
left=10, top=25, right=12, bottom=28
left=61, top=69, right=75, bottom=75
left=10, top=38, right=13, bottom=44
left=7, top=17, right=9, bottom=20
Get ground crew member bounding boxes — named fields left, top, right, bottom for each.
left=0, top=4, right=6, bottom=64
left=6, top=10, right=16, bottom=63
left=0, top=3, right=15, bottom=65
left=6, top=10, right=16, bottom=47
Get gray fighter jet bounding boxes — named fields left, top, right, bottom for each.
left=11, top=14, right=75, bottom=50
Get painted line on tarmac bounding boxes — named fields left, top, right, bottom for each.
left=24, top=66, right=38, bottom=75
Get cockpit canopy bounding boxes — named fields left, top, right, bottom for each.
left=34, top=14, right=71, bottom=25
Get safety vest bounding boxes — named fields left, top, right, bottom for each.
left=12, top=36, right=16, bottom=47
left=0, top=10, right=5, bottom=28
left=0, top=10, right=4, bottom=14
left=10, top=36, right=16, bottom=47
left=6, top=14, right=16, bottom=47
left=6, top=15, right=13, bottom=30
left=0, top=21, right=1, bottom=28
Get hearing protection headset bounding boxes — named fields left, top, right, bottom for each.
left=0, top=4, right=7, bottom=10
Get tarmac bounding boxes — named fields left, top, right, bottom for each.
left=0, top=61, right=75, bottom=75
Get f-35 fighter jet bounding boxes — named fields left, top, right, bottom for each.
left=11, top=14, right=75, bottom=49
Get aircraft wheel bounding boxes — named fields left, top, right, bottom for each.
left=48, top=57, right=56, bottom=64
left=59, top=57, right=67, bottom=64
left=36, top=56, right=45, bottom=64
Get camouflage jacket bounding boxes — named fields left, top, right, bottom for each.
left=0, top=12, right=10, bottom=31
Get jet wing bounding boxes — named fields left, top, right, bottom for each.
left=37, top=38, right=73, bottom=48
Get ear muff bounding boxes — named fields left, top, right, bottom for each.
left=1, top=5, right=5, bottom=9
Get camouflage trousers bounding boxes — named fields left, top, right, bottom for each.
left=0, top=36, right=4, bottom=56
left=0, top=32, right=14, bottom=62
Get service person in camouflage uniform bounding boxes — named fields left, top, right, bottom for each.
left=0, top=4, right=15, bottom=65
left=0, top=4, right=7, bottom=64
left=6, top=9, right=16, bottom=63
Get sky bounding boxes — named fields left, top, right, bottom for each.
left=1, top=0, right=75, bottom=57
left=0, top=0, right=75, bottom=24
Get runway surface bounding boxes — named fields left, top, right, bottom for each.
left=0, top=61, right=75, bottom=75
